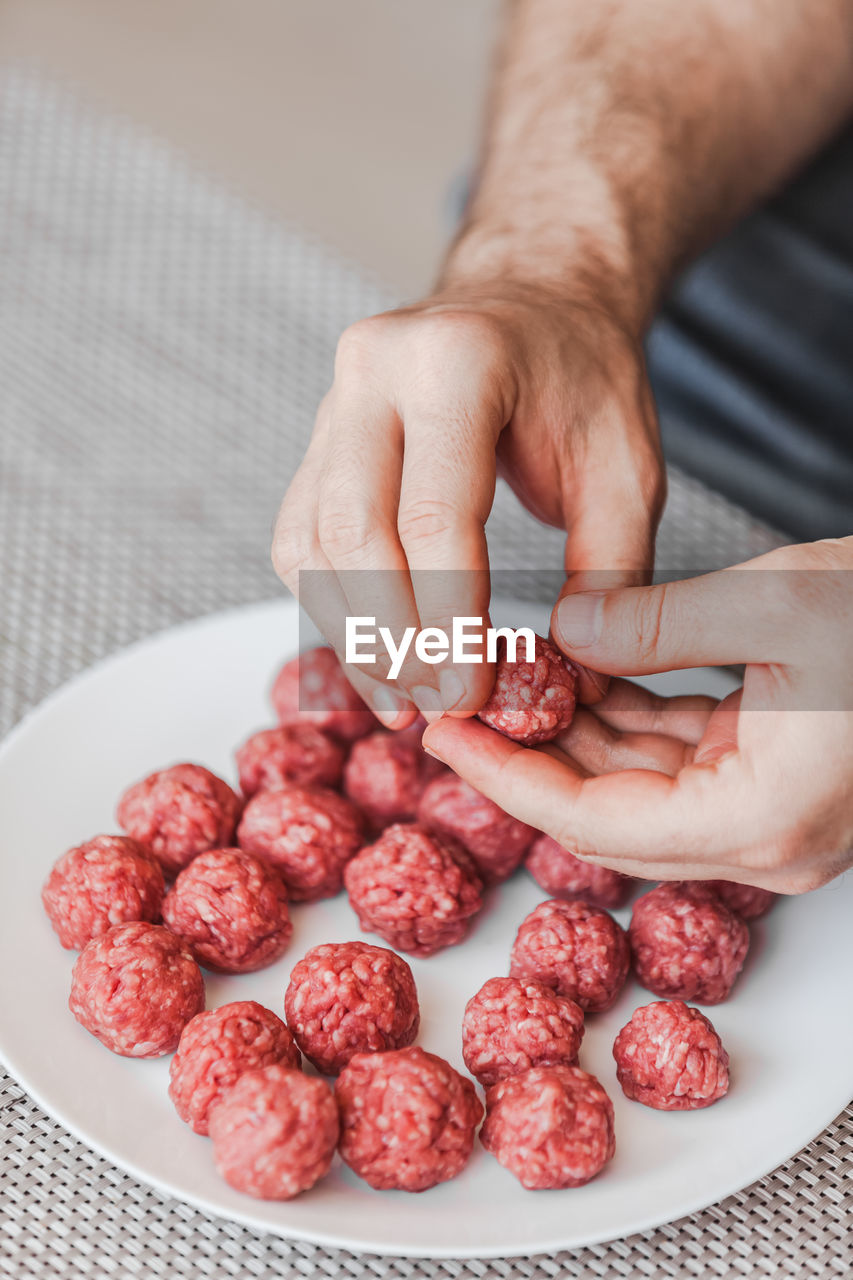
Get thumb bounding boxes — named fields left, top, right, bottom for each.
left=551, top=562, right=798, bottom=673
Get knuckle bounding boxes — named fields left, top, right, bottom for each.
left=550, top=826, right=585, bottom=858
left=632, top=583, right=669, bottom=664
left=397, top=496, right=459, bottom=547
left=334, top=315, right=392, bottom=375
left=808, top=537, right=853, bottom=570
left=639, top=693, right=671, bottom=735
left=316, top=502, right=383, bottom=561
left=403, top=312, right=510, bottom=409
left=271, top=523, right=315, bottom=588
left=416, top=309, right=504, bottom=356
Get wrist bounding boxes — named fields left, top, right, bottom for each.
left=439, top=199, right=662, bottom=340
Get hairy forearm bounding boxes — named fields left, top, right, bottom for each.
left=441, top=0, right=853, bottom=329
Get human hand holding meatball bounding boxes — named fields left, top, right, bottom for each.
left=270, top=0, right=853, bottom=736
left=272, top=282, right=664, bottom=729
left=423, top=539, right=853, bottom=893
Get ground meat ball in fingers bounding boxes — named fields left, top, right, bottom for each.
left=629, top=882, right=750, bottom=1004
left=235, top=725, right=345, bottom=798
left=417, top=774, right=535, bottom=884
left=613, top=1000, right=729, bottom=1110
left=209, top=1064, right=339, bottom=1200
left=162, top=848, right=292, bottom=973
left=69, top=922, right=204, bottom=1057
left=335, top=1046, right=483, bottom=1192
left=510, top=899, right=630, bottom=1012
left=42, top=835, right=165, bottom=950
left=344, top=823, right=484, bottom=957
left=117, top=763, right=242, bottom=877
left=343, top=731, right=442, bottom=829
left=525, top=835, right=635, bottom=910
left=169, top=1000, right=301, bottom=1134
left=285, top=941, right=419, bottom=1075
left=272, top=646, right=377, bottom=743
left=477, top=634, right=579, bottom=746
left=237, top=785, right=363, bottom=902
left=481, top=1065, right=614, bottom=1189
left=703, top=879, right=778, bottom=921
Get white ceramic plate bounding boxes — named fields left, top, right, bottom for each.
left=1, top=598, right=851, bottom=1259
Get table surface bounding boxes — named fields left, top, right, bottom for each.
left=1, top=62, right=849, bottom=1280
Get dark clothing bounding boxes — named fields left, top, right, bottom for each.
left=647, top=125, right=853, bottom=540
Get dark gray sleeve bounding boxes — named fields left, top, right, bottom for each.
left=647, top=125, right=853, bottom=541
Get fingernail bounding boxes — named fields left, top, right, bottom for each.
left=372, top=684, right=407, bottom=728
left=439, top=668, right=465, bottom=712
left=555, top=593, right=604, bottom=649
left=411, top=685, right=443, bottom=722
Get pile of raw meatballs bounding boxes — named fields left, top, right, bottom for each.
left=41, top=637, right=775, bottom=1200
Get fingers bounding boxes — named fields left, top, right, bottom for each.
left=550, top=554, right=804, bottom=675
left=588, top=677, right=718, bottom=745
left=393, top=315, right=511, bottom=717
left=554, top=706, right=696, bottom=777
left=693, top=689, right=742, bottom=763
left=316, top=387, right=437, bottom=711
left=280, top=313, right=516, bottom=722
left=422, top=714, right=747, bottom=869
left=560, top=383, right=665, bottom=584
left=423, top=713, right=835, bottom=890
left=397, top=396, right=502, bottom=718
left=272, top=403, right=416, bottom=729
left=560, top=461, right=663, bottom=594
left=551, top=399, right=665, bottom=703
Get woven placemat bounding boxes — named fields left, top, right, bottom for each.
left=0, top=64, right=850, bottom=1279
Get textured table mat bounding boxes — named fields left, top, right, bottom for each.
left=0, top=64, right=850, bottom=1279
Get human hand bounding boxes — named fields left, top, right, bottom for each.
left=423, top=538, right=853, bottom=893
left=272, top=281, right=664, bottom=729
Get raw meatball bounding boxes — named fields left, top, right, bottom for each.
left=42, top=834, right=165, bottom=950
left=117, top=763, right=243, bottom=877
left=462, top=976, right=584, bottom=1087
left=162, top=848, right=292, bottom=973
left=510, top=898, right=630, bottom=1013
left=525, top=834, right=634, bottom=910
left=343, top=731, right=442, bottom=829
left=285, top=941, right=419, bottom=1075
left=613, top=1000, right=729, bottom=1110
left=236, top=724, right=344, bottom=798
left=629, top=882, right=750, bottom=1005
left=272, top=645, right=376, bottom=743
left=209, top=1063, right=338, bottom=1200
left=704, top=879, right=778, bottom=921
left=418, top=773, right=534, bottom=884
left=169, top=1000, right=301, bottom=1134
left=335, top=1046, right=483, bottom=1192
left=481, top=1065, right=614, bottom=1189
left=344, top=823, right=484, bottom=957
left=477, top=634, right=578, bottom=746
left=237, top=785, right=363, bottom=902
left=69, top=922, right=204, bottom=1057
